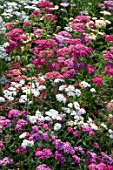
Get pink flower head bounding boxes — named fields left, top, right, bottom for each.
left=4, top=23, right=14, bottom=30
left=0, top=141, right=4, bottom=147
left=23, top=21, right=31, bottom=27
left=36, top=164, right=52, bottom=170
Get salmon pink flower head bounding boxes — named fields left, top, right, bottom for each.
left=45, top=71, right=64, bottom=79
left=43, top=14, right=57, bottom=22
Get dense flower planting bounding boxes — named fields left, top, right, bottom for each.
left=0, top=0, right=113, bottom=169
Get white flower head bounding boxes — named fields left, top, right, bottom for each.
left=54, top=79, right=65, bottom=83
left=0, top=97, right=5, bottom=102
left=77, top=108, right=86, bottom=115
left=100, top=123, right=108, bottom=129
left=75, top=89, right=81, bottom=97
left=56, top=94, right=67, bottom=104
left=65, top=85, right=75, bottom=92
left=19, top=80, right=25, bottom=85
left=27, top=115, right=38, bottom=124
left=68, top=103, right=73, bottom=108
left=80, top=81, right=91, bottom=88
left=21, top=139, right=34, bottom=148
left=90, top=88, right=96, bottom=92
left=59, top=85, right=66, bottom=91
left=90, top=123, right=98, bottom=130
left=73, top=102, right=80, bottom=110
left=54, top=123, right=62, bottom=131
left=19, top=132, right=27, bottom=139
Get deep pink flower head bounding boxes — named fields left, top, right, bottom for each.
left=37, top=1, right=54, bottom=8
left=87, top=64, right=96, bottom=74
left=106, top=165, right=113, bottom=170
left=92, top=76, right=103, bottom=86
left=32, top=10, right=41, bottom=16
left=105, top=65, right=113, bottom=76
left=106, top=35, right=113, bottom=42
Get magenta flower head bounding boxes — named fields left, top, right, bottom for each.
left=8, top=109, right=20, bottom=118
left=43, top=148, right=53, bottom=157
left=21, top=110, right=28, bottom=117
left=73, top=131, right=80, bottom=137
left=67, top=127, right=73, bottom=133
left=93, top=142, right=99, bottom=149
left=36, top=164, right=52, bottom=170
left=72, top=155, right=80, bottom=164
left=55, top=151, right=64, bottom=164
